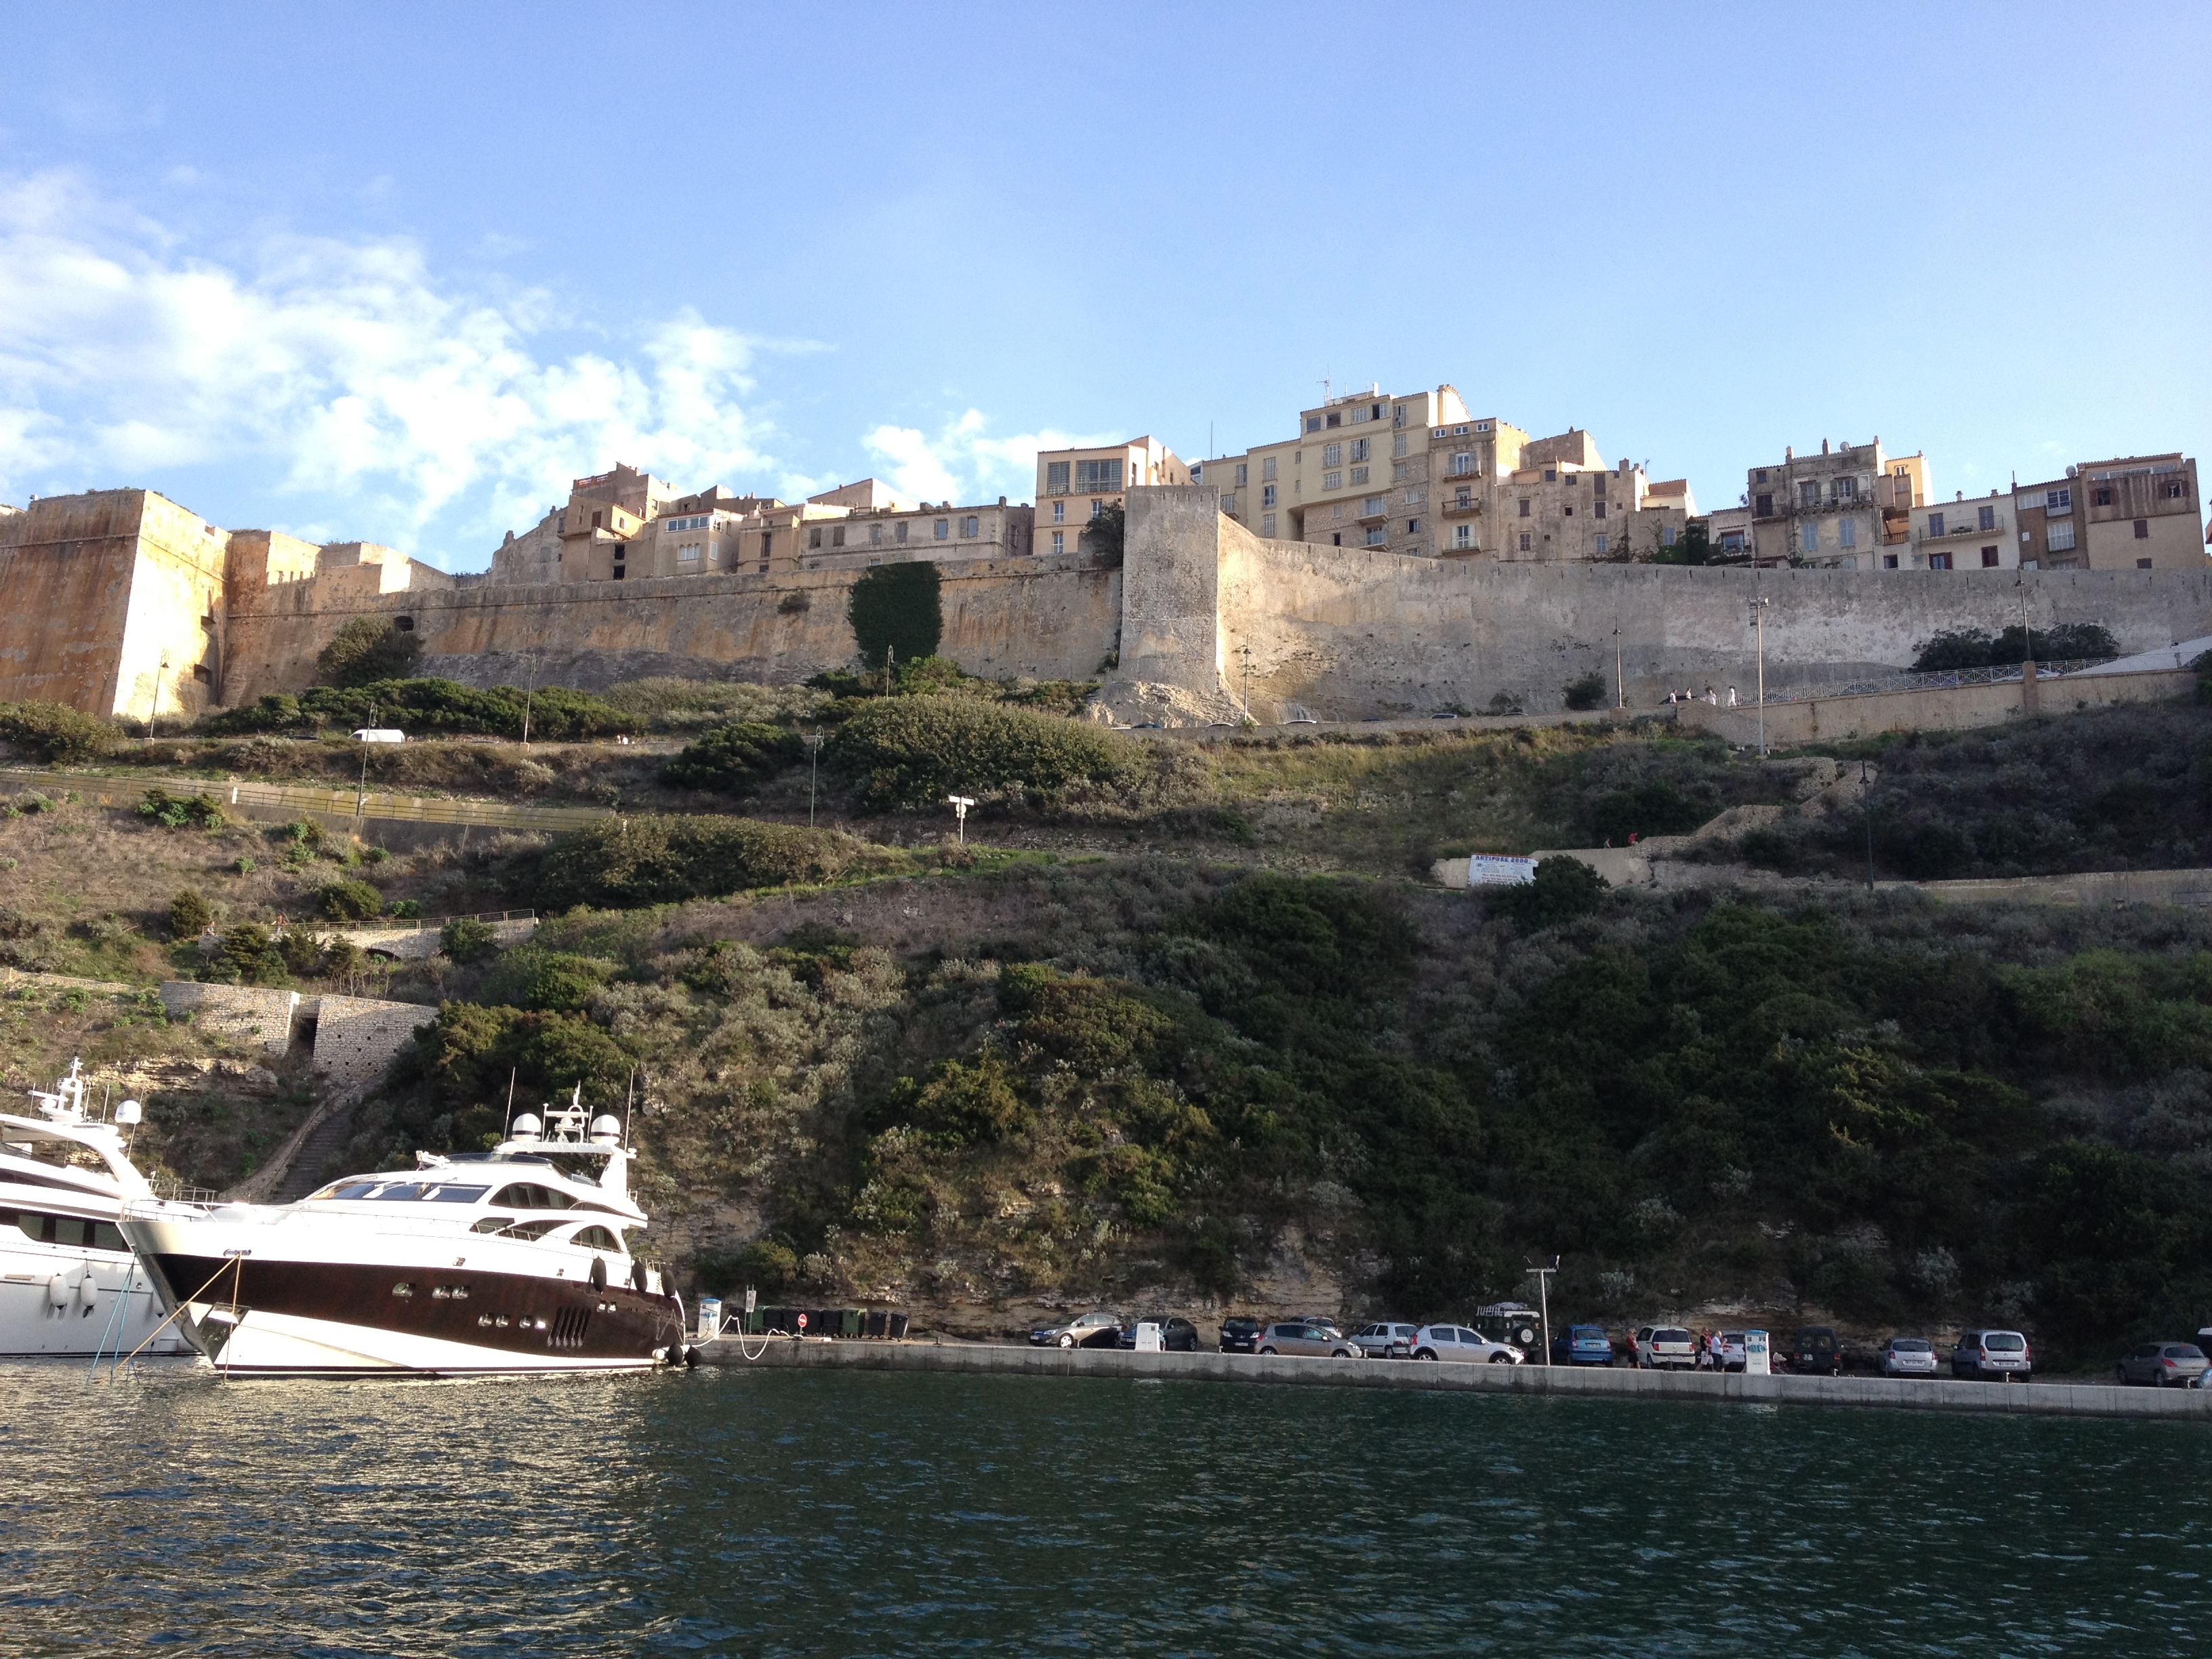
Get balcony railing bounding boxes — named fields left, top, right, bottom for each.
left=1440, top=496, right=1481, bottom=516
left=1921, top=518, right=2005, bottom=539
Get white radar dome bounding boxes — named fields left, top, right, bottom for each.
left=115, top=1099, right=142, bottom=1126
left=510, top=1113, right=542, bottom=1141
left=588, top=1113, right=623, bottom=1145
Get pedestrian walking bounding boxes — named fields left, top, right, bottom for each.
left=1727, top=684, right=1738, bottom=707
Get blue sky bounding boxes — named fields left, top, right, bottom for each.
left=3, top=2, right=2207, bottom=571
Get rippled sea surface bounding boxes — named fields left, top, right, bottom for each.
left=4, top=1359, right=2211, bottom=1656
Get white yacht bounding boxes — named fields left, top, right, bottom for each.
left=121, top=1091, right=689, bottom=1376
left=1, top=1060, right=197, bottom=1358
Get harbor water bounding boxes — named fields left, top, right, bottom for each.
left=3, top=1359, right=2209, bottom=1656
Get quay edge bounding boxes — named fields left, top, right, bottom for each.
left=696, top=1337, right=2212, bottom=1422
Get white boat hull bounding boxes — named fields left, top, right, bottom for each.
left=125, top=1217, right=687, bottom=1377
left=0, top=1245, right=194, bottom=1357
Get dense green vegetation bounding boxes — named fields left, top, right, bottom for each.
left=1912, top=623, right=2119, bottom=672
left=508, top=814, right=893, bottom=911
left=827, top=695, right=1134, bottom=809
left=317, top=616, right=424, bottom=687
left=0, top=699, right=116, bottom=762
left=662, top=721, right=806, bottom=795
left=207, top=677, right=635, bottom=741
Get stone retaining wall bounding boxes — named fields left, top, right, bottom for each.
left=157, top=983, right=301, bottom=1055
left=699, top=1336, right=2209, bottom=1422
left=310, top=994, right=436, bottom=1083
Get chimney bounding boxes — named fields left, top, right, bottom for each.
left=1785, top=445, right=1795, bottom=461
left=1821, top=438, right=1830, bottom=455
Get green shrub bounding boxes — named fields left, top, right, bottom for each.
left=318, top=617, right=422, bottom=687
left=1562, top=671, right=1608, bottom=712
left=137, top=787, right=226, bottom=830
left=521, top=815, right=870, bottom=910
left=1489, top=856, right=1609, bottom=930
left=440, top=916, right=501, bottom=964
left=847, top=560, right=942, bottom=675
left=1913, top=622, right=2121, bottom=672
left=1582, top=779, right=1711, bottom=842
left=662, top=721, right=805, bottom=794
left=272, top=819, right=324, bottom=850
left=316, top=879, right=385, bottom=922
left=278, top=928, right=328, bottom=977
left=0, top=700, right=114, bottom=763
left=216, top=924, right=284, bottom=983
left=827, top=695, right=1132, bottom=810
left=478, top=946, right=616, bottom=1012
left=169, top=890, right=212, bottom=940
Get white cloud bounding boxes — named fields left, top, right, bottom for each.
left=0, top=170, right=794, bottom=562
left=862, top=408, right=1123, bottom=506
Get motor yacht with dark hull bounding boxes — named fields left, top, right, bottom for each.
left=1, top=1061, right=198, bottom=1358
left=122, top=1099, right=687, bottom=1376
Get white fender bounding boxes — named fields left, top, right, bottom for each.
left=47, top=1273, right=70, bottom=1309
left=76, top=1263, right=102, bottom=1308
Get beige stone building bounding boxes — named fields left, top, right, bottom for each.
left=1031, top=438, right=1190, bottom=558
left=1908, top=489, right=2018, bottom=572
left=1742, top=439, right=1930, bottom=569
left=486, top=464, right=1033, bottom=585
left=2076, top=454, right=2202, bottom=571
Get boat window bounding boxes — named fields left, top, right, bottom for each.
left=372, top=1184, right=428, bottom=1201
left=424, top=1185, right=489, bottom=1203
left=309, top=1181, right=382, bottom=1200
left=571, top=1225, right=621, bottom=1252
left=470, top=1216, right=515, bottom=1234
left=500, top=1218, right=565, bottom=1240
left=490, top=1183, right=575, bottom=1210
left=52, top=1216, right=89, bottom=1247
left=93, top=1221, right=125, bottom=1251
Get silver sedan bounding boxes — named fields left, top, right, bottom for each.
left=1877, top=1336, right=1939, bottom=1376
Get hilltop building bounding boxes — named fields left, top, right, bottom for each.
left=1029, top=438, right=1191, bottom=558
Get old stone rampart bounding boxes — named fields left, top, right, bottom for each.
left=310, top=994, right=436, bottom=1083
left=220, top=552, right=1122, bottom=701
left=1132, top=490, right=2212, bottom=718
left=159, top=983, right=302, bottom=1056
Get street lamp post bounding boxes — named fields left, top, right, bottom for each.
left=1614, top=617, right=1624, bottom=710
left=1527, top=1258, right=1559, bottom=1367
left=520, top=651, right=539, bottom=746
left=1861, top=758, right=1875, bottom=891
left=947, top=794, right=976, bottom=845
left=145, top=653, right=169, bottom=747
left=804, top=732, right=823, bottom=827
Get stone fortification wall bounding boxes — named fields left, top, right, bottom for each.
left=0, top=490, right=230, bottom=720
left=1146, top=493, right=2212, bottom=718
left=159, top=983, right=302, bottom=1056
left=220, top=552, right=1122, bottom=701
left=310, top=994, right=436, bottom=1084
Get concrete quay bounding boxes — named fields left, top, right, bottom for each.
left=697, top=1336, right=2211, bottom=1422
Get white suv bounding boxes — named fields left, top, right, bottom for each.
left=1412, top=1324, right=1522, bottom=1364
left=1638, top=1326, right=1696, bottom=1370
left=1351, top=1322, right=1421, bottom=1359
left=1950, top=1329, right=2032, bottom=1380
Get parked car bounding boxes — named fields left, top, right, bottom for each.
left=1412, top=1324, right=1522, bottom=1364
left=1549, top=1324, right=1616, bottom=1366
left=1638, top=1327, right=1697, bottom=1370
left=2116, top=1342, right=2209, bottom=1387
left=1296, top=1315, right=1351, bottom=1339
left=1029, top=1311, right=1123, bottom=1349
left=1350, top=1322, right=1422, bottom=1359
left=1950, top=1329, right=2032, bottom=1380
left=1715, top=1332, right=1748, bottom=1372
left=1785, top=1326, right=1843, bottom=1376
left=1218, top=1316, right=1263, bottom=1354
left=1256, top=1321, right=1361, bottom=1358
left=1473, top=1303, right=1544, bottom=1351
left=1877, top=1336, right=1939, bottom=1378
left=1116, top=1315, right=1200, bottom=1352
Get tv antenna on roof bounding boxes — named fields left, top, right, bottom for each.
left=1318, top=373, right=1332, bottom=403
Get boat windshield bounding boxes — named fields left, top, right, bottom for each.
left=309, top=1181, right=491, bottom=1203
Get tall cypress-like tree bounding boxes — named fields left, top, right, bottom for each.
left=847, top=560, right=943, bottom=672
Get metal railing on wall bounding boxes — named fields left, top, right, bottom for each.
left=0, top=768, right=615, bottom=833
left=1760, top=656, right=2118, bottom=705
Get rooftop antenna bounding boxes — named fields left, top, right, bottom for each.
left=1318, top=372, right=1332, bottom=404
left=502, top=1068, right=517, bottom=1139
left=623, top=1068, right=638, bottom=1146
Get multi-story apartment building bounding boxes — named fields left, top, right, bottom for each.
left=2009, top=456, right=2200, bottom=572
left=1031, top=438, right=1190, bottom=557
left=1908, top=490, right=2018, bottom=571
left=1199, top=384, right=1473, bottom=553
left=1742, top=440, right=1931, bottom=569
left=487, top=464, right=1031, bottom=585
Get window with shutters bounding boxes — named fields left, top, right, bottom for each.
left=1235, top=463, right=1248, bottom=486
left=1261, top=512, right=1275, bottom=536
left=1800, top=481, right=1819, bottom=507
left=1451, top=452, right=1473, bottom=475
left=1978, top=504, right=1996, bottom=531
left=1927, top=512, right=1946, bottom=536
left=1660, top=524, right=1678, bottom=547
left=1839, top=518, right=1856, bottom=548
left=1593, top=533, right=1607, bottom=556
left=1324, top=471, right=1342, bottom=490
left=1349, top=466, right=1369, bottom=485
left=1262, top=457, right=1277, bottom=481
left=1518, top=499, right=1530, bottom=518
left=1519, top=532, right=1532, bottom=552
left=962, top=516, right=979, bottom=537
left=1349, top=438, right=1369, bottom=463
left=2135, top=518, right=2150, bottom=538
left=1261, top=485, right=1276, bottom=508
left=1074, top=458, right=1122, bottom=491
left=2047, top=519, right=2076, bottom=551
left=1046, top=461, right=1070, bottom=495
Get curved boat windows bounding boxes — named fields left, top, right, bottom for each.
left=470, top=1215, right=516, bottom=1234
left=308, top=1180, right=383, bottom=1200
left=490, top=1183, right=575, bottom=1210
left=5, top=1209, right=126, bottom=1250
left=571, top=1225, right=622, bottom=1252
left=424, top=1185, right=489, bottom=1203
left=372, top=1183, right=429, bottom=1202
left=500, top=1218, right=566, bottom=1240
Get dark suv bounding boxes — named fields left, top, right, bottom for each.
left=1218, top=1316, right=1262, bottom=1353
left=1785, top=1327, right=1843, bottom=1376
left=1117, top=1315, right=1200, bottom=1351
